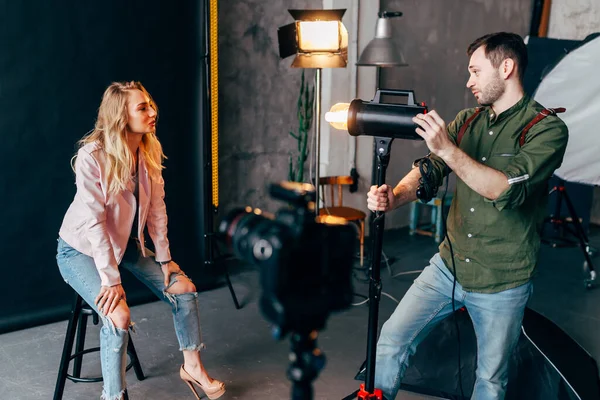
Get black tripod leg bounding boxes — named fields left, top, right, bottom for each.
left=209, top=234, right=242, bottom=310
left=561, top=188, right=597, bottom=286
left=550, top=185, right=563, bottom=240
left=224, top=267, right=241, bottom=309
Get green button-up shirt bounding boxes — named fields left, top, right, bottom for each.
left=427, top=95, right=568, bottom=293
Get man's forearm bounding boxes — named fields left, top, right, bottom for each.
left=392, top=168, right=420, bottom=209
left=440, top=146, right=509, bottom=200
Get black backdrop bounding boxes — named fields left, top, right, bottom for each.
left=0, top=1, right=215, bottom=333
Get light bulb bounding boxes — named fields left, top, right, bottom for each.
left=297, top=21, right=340, bottom=52
left=325, top=103, right=350, bottom=131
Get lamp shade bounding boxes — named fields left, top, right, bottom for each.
left=357, top=11, right=407, bottom=67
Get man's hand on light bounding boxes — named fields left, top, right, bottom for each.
left=413, top=111, right=456, bottom=159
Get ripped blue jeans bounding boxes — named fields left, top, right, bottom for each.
left=56, top=237, right=204, bottom=400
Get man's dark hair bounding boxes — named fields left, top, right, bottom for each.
left=467, top=32, right=528, bottom=83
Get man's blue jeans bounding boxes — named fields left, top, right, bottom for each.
left=375, top=253, right=532, bottom=400
left=56, top=237, right=205, bottom=400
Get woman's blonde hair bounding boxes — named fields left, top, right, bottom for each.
left=74, top=81, right=166, bottom=195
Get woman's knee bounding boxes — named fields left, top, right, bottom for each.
left=106, top=303, right=130, bottom=330
left=166, top=276, right=196, bottom=294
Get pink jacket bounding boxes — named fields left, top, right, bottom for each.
left=59, top=142, right=171, bottom=286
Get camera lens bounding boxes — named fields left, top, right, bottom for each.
left=218, top=208, right=291, bottom=266
left=253, top=239, right=273, bottom=261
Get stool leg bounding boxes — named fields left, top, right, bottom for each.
left=54, top=293, right=83, bottom=400
left=72, top=312, right=89, bottom=379
left=127, top=336, right=145, bottom=381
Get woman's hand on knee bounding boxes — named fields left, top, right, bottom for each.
left=160, top=260, right=183, bottom=287
left=95, top=284, right=126, bottom=315
left=165, top=275, right=196, bottom=294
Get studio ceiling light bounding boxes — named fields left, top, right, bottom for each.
left=357, top=11, right=408, bottom=67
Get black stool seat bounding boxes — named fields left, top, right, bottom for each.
left=54, top=292, right=145, bottom=400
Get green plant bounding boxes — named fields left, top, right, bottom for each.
left=288, top=70, right=314, bottom=182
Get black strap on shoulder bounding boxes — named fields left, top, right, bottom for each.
left=456, top=107, right=483, bottom=146
left=456, top=106, right=566, bottom=148
left=519, top=107, right=566, bottom=146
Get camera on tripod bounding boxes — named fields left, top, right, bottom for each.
left=218, top=181, right=356, bottom=336
left=219, top=181, right=357, bottom=400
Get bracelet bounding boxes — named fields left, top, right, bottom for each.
left=159, top=260, right=171, bottom=266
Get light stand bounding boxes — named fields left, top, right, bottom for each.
left=277, top=9, right=349, bottom=213
left=345, top=137, right=393, bottom=400
left=327, top=90, right=426, bottom=400
left=315, top=68, right=322, bottom=214
left=340, top=137, right=391, bottom=400
left=356, top=8, right=408, bottom=260
left=200, top=0, right=241, bottom=309
left=542, top=178, right=597, bottom=288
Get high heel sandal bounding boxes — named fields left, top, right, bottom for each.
left=180, top=365, right=226, bottom=400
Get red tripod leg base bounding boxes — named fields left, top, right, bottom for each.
left=357, top=383, right=383, bottom=400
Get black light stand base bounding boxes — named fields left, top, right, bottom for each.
left=342, top=386, right=385, bottom=400
left=353, top=360, right=367, bottom=382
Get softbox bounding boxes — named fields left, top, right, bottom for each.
left=397, top=308, right=600, bottom=400
left=533, top=34, right=600, bottom=186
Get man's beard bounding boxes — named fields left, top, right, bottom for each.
left=477, top=72, right=505, bottom=106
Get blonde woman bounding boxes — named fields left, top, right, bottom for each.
left=56, top=81, right=225, bottom=400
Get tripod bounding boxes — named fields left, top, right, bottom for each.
left=542, top=179, right=597, bottom=289
left=205, top=231, right=242, bottom=309
left=286, top=330, right=326, bottom=400
left=344, top=137, right=393, bottom=400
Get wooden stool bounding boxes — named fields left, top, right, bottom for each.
left=318, top=176, right=367, bottom=266
left=409, top=194, right=454, bottom=243
left=53, top=292, right=145, bottom=400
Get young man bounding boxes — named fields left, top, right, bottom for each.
left=367, top=32, right=568, bottom=399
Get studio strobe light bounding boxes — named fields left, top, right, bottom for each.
left=325, top=89, right=426, bottom=139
